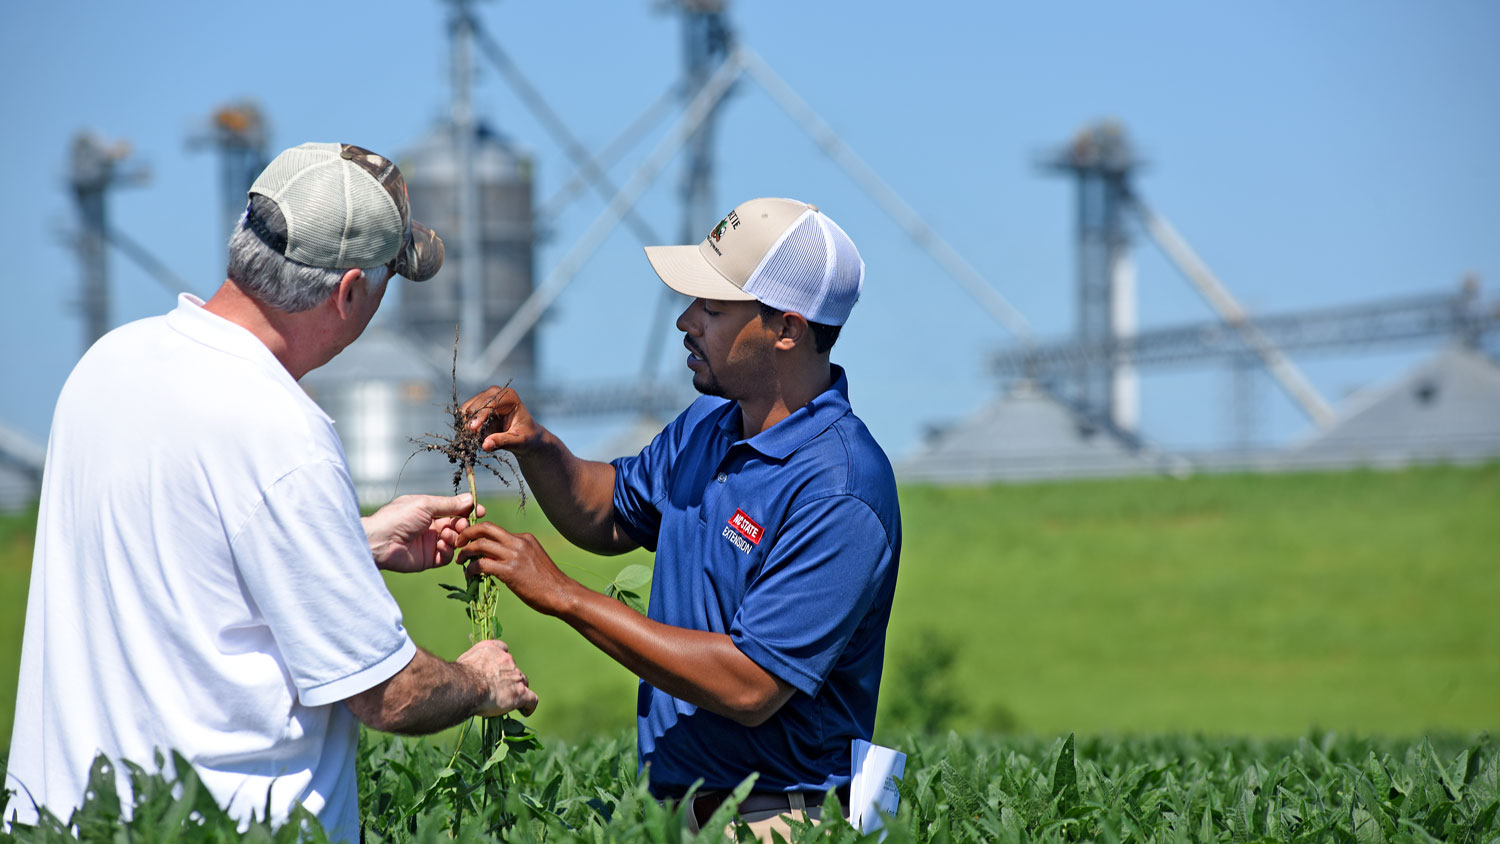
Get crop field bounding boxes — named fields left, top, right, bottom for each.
left=4, top=730, right=1497, bottom=841
left=2, top=464, right=1498, bottom=841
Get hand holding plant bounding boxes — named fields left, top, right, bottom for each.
left=456, top=639, right=538, bottom=718
left=362, top=493, right=485, bottom=573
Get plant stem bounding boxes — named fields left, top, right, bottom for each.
left=466, top=464, right=479, bottom=525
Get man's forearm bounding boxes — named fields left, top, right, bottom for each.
left=552, top=583, right=794, bottom=726
left=345, top=648, right=486, bottom=735
left=514, top=430, right=633, bottom=555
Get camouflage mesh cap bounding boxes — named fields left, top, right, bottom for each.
left=246, top=142, right=444, bottom=281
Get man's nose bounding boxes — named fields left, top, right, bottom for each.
left=675, top=300, right=700, bottom=333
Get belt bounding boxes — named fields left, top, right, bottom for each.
left=684, top=786, right=850, bottom=828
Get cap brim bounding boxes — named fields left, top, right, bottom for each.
left=392, top=221, right=445, bottom=282
left=643, top=245, right=757, bottom=301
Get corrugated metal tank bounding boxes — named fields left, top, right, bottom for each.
left=397, top=121, right=538, bottom=389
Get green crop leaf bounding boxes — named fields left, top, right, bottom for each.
left=1366, top=751, right=1392, bottom=798
left=1469, top=799, right=1498, bottom=836
left=1354, top=774, right=1397, bottom=838
left=616, top=589, right=648, bottom=615
left=480, top=739, right=509, bottom=773
left=604, top=565, right=653, bottom=615
left=611, top=563, right=653, bottom=592
left=939, top=759, right=984, bottom=819
left=1352, top=806, right=1388, bottom=844
left=1052, top=732, right=1079, bottom=811
left=73, top=756, right=123, bottom=842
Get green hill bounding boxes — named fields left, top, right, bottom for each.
left=2, top=463, right=1497, bottom=747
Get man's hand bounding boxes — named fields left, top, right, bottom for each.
left=363, top=493, right=485, bottom=573
left=459, top=386, right=635, bottom=557
left=345, top=643, right=537, bottom=733
left=462, top=386, right=542, bottom=454
left=458, top=640, right=539, bottom=718
left=455, top=522, right=581, bottom=617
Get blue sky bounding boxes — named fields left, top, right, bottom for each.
left=3, top=1, right=1497, bottom=461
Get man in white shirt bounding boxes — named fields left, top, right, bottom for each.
left=3, top=142, right=538, bottom=842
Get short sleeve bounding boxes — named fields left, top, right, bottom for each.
left=729, top=494, right=896, bottom=697
left=610, top=420, right=685, bottom=552
left=230, top=461, right=416, bottom=707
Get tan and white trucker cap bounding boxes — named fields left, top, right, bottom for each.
left=644, top=197, right=864, bottom=326
left=246, top=142, right=444, bottom=281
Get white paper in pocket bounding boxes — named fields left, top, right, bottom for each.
left=850, top=738, right=906, bottom=835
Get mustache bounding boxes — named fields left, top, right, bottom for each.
left=683, top=336, right=705, bottom=359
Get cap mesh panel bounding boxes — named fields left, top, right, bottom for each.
left=823, top=216, right=864, bottom=322
left=252, top=144, right=403, bottom=270
left=745, top=212, right=863, bottom=325
left=747, top=215, right=829, bottom=316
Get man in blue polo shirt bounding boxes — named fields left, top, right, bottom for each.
left=455, top=197, right=901, bottom=838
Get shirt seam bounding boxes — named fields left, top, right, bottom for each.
left=226, top=459, right=353, bottom=550
left=772, top=484, right=896, bottom=556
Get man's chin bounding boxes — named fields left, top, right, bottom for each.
left=691, top=372, right=724, bottom=398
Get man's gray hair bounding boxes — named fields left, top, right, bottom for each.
left=227, top=195, right=386, bottom=312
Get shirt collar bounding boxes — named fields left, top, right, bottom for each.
left=718, top=365, right=853, bottom=461
left=164, top=293, right=333, bottom=423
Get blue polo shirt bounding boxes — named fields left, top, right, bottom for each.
left=611, top=366, right=901, bottom=796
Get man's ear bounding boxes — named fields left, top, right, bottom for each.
left=331, top=268, right=364, bottom=320
left=776, top=311, right=810, bottom=351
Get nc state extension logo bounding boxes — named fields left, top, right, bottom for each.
left=721, top=508, right=763, bottom=554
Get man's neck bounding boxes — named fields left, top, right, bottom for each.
left=736, top=361, right=834, bottom=439
left=202, top=280, right=322, bottom=380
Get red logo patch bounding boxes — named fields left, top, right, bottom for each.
left=728, top=509, right=763, bottom=545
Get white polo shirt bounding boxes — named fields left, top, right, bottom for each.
left=5, top=294, right=416, bottom=841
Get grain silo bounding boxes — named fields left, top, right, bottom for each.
left=397, top=120, right=538, bottom=390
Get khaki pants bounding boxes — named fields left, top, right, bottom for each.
left=683, top=791, right=825, bottom=842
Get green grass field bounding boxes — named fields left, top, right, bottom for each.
left=2, top=464, right=1497, bottom=748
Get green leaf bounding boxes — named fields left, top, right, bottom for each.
left=1052, top=733, right=1078, bottom=806
left=480, top=739, right=509, bottom=773
left=611, top=563, right=653, bottom=592
left=939, top=759, right=983, bottom=819
left=1469, top=800, right=1498, bottom=837
left=1432, top=743, right=1467, bottom=801
left=1354, top=773, right=1396, bottom=836
left=1229, top=787, right=1254, bottom=844
left=704, top=773, right=760, bottom=837
left=1396, top=817, right=1445, bottom=844
left=73, top=755, right=122, bottom=841
left=1352, top=807, right=1388, bottom=844
left=1366, top=751, right=1392, bottom=798
left=614, top=589, right=647, bottom=615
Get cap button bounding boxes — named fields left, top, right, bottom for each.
left=807, top=203, right=820, bottom=212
